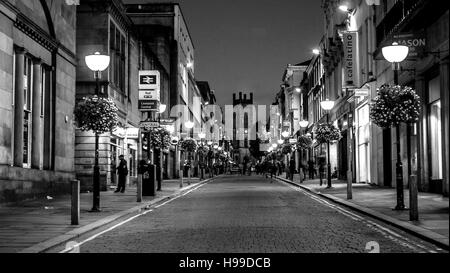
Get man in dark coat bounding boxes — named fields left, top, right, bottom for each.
left=115, top=155, right=128, bottom=193
left=289, top=158, right=296, bottom=181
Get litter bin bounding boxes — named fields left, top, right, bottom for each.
left=139, top=160, right=156, bottom=196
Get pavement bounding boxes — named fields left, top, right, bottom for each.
left=0, top=178, right=207, bottom=253
left=277, top=174, right=449, bottom=249
left=70, top=175, right=444, bottom=253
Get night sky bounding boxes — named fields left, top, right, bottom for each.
left=127, top=0, right=324, bottom=106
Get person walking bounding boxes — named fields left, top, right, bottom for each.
left=115, top=155, right=128, bottom=193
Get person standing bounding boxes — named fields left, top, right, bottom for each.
left=308, top=160, right=315, bottom=180
left=289, top=158, right=296, bottom=181
left=318, top=158, right=325, bottom=187
left=115, top=155, right=128, bottom=193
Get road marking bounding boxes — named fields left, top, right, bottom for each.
left=281, top=180, right=439, bottom=253
left=59, top=182, right=211, bottom=253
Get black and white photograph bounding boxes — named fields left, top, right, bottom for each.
left=0, top=0, right=448, bottom=267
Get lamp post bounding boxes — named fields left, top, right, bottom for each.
left=198, top=132, right=206, bottom=180
left=85, top=52, right=110, bottom=212
left=299, top=120, right=309, bottom=183
left=184, top=121, right=195, bottom=185
left=382, top=42, right=409, bottom=210
left=320, top=99, right=335, bottom=189
left=155, top=104, right=167, bottom=191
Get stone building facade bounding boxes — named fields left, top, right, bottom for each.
left=75, top=0, right=172, bottom=190
left=0, top=0, right=77, bottom=203
left=371, top=0, right=449, bottom=196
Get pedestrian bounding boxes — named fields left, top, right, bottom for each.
left=308, top=160, right=315, bottom=180
left=115, top=155, right=128, bottom=193
left=289, top=158, right=296, bottom=181
left=270, top=160, right=277, bottom=183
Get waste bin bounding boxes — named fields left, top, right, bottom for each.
left=139, top=161, right=156, bottom=196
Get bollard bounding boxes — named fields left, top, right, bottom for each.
left=409, top=175, right=419, bottom=221
left=71, top=180, right=80, bottom=225
left=137, top=174, right=142, bottom=203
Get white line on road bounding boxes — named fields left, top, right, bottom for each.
left=59, top=182, right=211, bottom=253
left=281, top=181, right=438, bottom=253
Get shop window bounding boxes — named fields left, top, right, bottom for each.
left=428, top=76, right=442, bottom=180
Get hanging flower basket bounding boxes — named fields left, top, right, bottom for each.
left=74, top=96, right=119, bottom=134
left=297, top=135, right=313, bottom=150
left=370, top=85, right=421, bottom=128
left=149, top=128, right=171, bottom=150
left=281, top=144, right=293, bottom=155
left=180, top=139, right=197, bottom=152
left=315, top=124, right=342, bottom=144
left=197, top=145, right=209, bottom=155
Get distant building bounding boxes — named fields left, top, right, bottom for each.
left=231, top=92, right=254, bottom=163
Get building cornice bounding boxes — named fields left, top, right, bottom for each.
left=1, top=0, right=76, bottom=63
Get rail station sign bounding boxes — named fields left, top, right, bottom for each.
left=139, top=70, right=160, bottom=112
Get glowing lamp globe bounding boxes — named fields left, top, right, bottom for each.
left=277, top=139, right=284, bottom=145
left=382, top=42, right=409, bottom=63
left=85, top=52, right=110, bottom=72
left=321, top=99, right=335, bottom=111
left=281, top=131, right=291, bottom=138
left=299, top=120, right=309, bottom=128
left=159, top=104, right=167, bottom=114
left=185, top=121, right=195, bottom=129
left=198, top=132, right=206, bottom=139
left=339, top=5, right=349, bottom=12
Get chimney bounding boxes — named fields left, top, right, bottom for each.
left=250, top=93, right=253, bottom=103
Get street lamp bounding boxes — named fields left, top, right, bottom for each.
left=312, top=49, right=321, bottom=55
left=198, top=132, right=206, bottom=139
left=299, top=120, right=309, bottom=129
left=321, top=99, right=335, bottom=189
left=338, top=5, right=349, bottom=12
left=382, top=42, right=409, bottom=211
left=277, top=139, right=284, bottom=145
left=185, top=121, right=195, bottom=129
left=281, top=131, right=291, bottom=139
left=159, top=104, right=167, bottom=114
left=85, top=52, right=110, bottom=212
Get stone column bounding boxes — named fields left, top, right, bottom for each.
left=440, top=58, right=449, bottom=196
left=31, top=58, right=42, bottom=169
left=415, top=76, right=428, bottom=192
left=13, top=47, right=26, bottom=167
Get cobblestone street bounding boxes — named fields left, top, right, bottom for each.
left=75, top=176, right=443, bottom=253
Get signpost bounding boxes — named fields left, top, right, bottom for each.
left=138, top=70, right=162, bottom=199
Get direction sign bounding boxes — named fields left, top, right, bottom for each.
left=139, top=100, right=159, bottom=111
left=355, top=88, right=370, bottom=97
left=160, top=118, right=176, bottom=125
left=139, top=71, right=160, bottom=90
left=139, top=90, right=160, bottom=101
left=140, top=121, right=160, bottom=130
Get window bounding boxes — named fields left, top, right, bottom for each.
left=109, top=20, right=126, bottom=93
left=23, top=57, right=32, bottom=167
